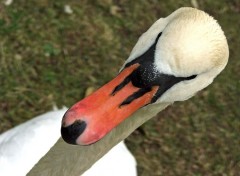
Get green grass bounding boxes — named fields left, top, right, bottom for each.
left=0, top=0, right=239, bottom=175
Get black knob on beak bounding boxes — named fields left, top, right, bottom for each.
left=61, top=120, right=87, bottom=145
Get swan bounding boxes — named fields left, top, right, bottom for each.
left=4, top=7, right=229, bottom=176
left=0, top=108, right=137, bottom=176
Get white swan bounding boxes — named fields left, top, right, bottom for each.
left=0, top=108, right=137, bottom=176
left=1, top=7, right=229, bottom=176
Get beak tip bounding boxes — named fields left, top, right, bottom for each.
left=61, top=120, right=87, bottom=145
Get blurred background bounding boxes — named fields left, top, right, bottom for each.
left=0, top=0, right=239, bottom=175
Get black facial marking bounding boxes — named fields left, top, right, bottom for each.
left=125, top=32, right=162, bottom=68
left=119, top=87, right=152, bottom=107
left=150, top=74, right=196, bottom=103
left=131, top=62, right=159, bottom=88
left=111, top=74, right=131, bottom=96
left=113, top=32, right=197, bottom=106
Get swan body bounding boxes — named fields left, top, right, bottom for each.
left=2, top=7, right=228, bottom=176
left=0, top=108, right=67, bottom=176
left=82, top=141, right=136, bottom=176
left=0, top=108, right=137, bottom=176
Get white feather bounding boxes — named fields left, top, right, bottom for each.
left=0, top=109, right=137, bottom=176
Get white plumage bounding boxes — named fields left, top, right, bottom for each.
left=0, top=108, right=137, bottom=176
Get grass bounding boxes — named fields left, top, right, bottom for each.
left=0, top=0, right=239, bottom=175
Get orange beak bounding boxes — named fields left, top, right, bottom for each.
left=61, top=64, right=158, bottom=145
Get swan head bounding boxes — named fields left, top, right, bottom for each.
left=61, top=7, right=229, bottom=145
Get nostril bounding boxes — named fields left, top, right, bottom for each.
left=61, top=120, right=87, bottom=145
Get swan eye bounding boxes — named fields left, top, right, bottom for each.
left=187, top=75, right=197, bottom=79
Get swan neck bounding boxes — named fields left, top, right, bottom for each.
left=27, top=103, right=169, bottom=176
